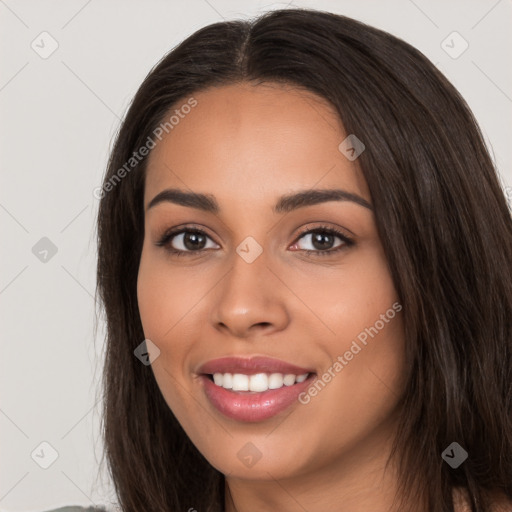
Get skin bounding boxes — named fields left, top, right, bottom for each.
left=136, top=82, right=414, bottom=512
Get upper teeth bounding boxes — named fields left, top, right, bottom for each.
left=212, top=372, right=309, bottom=392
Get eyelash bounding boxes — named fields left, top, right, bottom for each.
left=155, top=224, right=355, bottom=258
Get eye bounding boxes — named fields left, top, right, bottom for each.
left=290, top=225, right=354, bottom=256
left=155, top=226, right=219, bottom=256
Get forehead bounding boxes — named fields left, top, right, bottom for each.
left=144, top=82, right=369, bottom=210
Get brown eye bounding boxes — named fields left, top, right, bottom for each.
left=290, top=226, right=354, bottom=256
left=156, top=228, right=219, bottom=255
left=176, top=231, right=208, bottom=251
left=296, top=231, right=342, bottom=251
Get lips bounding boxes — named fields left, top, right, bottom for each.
left=199, top=374, right=315, bottom=422
left=196, top=356, right=317, bottom=422
left=197, top=355, right=314, bottom=376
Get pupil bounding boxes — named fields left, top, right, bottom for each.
left=312, top=232, right=333, bottom=250
left=184, top=232, right=206, bottom=250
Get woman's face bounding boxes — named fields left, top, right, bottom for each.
left=137, top=82, right=406, bottom=481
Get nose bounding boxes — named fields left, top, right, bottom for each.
left=210, top=249, right=290, bottom=339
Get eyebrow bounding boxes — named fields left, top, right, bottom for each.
left=146, top=188, right=373, bottom=214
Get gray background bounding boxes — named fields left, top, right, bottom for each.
left=1, top=0, right=511, bottom=510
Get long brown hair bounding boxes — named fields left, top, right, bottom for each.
left=95, top=8, right=512, bottom=511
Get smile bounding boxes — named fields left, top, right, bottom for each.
left=210, top=371, right=309, bottom=391
left=199, top=372, right=316, bottom=422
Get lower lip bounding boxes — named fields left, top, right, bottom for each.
left=199, top=374, right=315, bottom=422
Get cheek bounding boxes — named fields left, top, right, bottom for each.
left=136, top=252, right=198, bottom=418
left=136, top=249, right=213, bottom=398
left=299, top=246, right=400, bottom=343
left=302, top=248, right=405, bottom=431
left=137, top=249, right=205, bottom=342
left=137, top=255, right=169, bottom=341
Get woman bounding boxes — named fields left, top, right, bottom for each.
left=91, top=7, right=512, bottom=512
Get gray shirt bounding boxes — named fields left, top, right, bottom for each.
left=43, top=508, right=108, bottom=512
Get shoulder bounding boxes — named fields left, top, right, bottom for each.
left=453, top=487, right=512, bottom=512
left=43, top=507, right=108, bottom=512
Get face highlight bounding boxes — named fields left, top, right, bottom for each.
left=136, top=82, right=406, bottom=489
